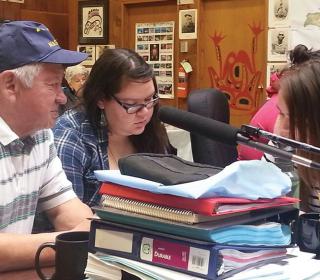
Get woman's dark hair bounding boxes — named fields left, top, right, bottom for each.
left=81, top=48, right=170, bottom=153
left=289, top=44, right=320, bottom=66
left=289, top=44, right=310, bottom=65
left=279, top=60, right=320, bottom=188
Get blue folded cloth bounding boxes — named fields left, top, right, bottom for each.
left=210, top=222, right=291, bottom=246
left=95, top=160, right=291, bottom=199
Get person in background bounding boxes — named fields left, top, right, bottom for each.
left=238, top=44, right=320, bottom=161
left=65, top=64, right=89, bottom=96
left=53, top=48, right=174, bottom=207
left=277, top=59, right=320, bottom=212
left=59, top=64, right=89, bottom=114
left=237, top=71, right=281, bottom=160
left=0, top=20, right=93, bottom=272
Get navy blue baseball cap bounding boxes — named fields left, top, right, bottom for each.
left=0, top=20, right=88, bottom=72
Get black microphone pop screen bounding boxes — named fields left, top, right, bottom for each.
left=158, top=106, right=240, bottom=146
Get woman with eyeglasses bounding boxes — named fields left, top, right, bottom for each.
left=53, top=48, right=174, bottom=206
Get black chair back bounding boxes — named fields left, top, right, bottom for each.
left=187, top=88, right=238, bottom=168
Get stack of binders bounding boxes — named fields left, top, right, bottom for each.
left=89, top=182, right=299, bottom=279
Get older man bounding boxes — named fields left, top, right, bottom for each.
left=0, top=21, right=93, bottom=272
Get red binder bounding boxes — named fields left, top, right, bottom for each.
left=99, top=182, right=299, bottom=216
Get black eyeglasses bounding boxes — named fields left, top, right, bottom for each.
left=111, top=94, right=159, bottom=114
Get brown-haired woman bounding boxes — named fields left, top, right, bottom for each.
left=277, top=59, right=320, bottom=212
left=53, top=48, right=174, bottom=206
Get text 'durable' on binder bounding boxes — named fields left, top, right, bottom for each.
left=99, top=182, right=299, bottom=216
left=89, top=219, right=290, bottom=279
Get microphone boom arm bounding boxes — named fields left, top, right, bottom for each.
left=237, top=134, right=320, bottom=170
left=241, top=125, right=320, bottom=154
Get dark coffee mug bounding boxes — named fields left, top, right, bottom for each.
left=35, top=231, right=89, bottom=280
left=296, top=213, right=320, bottom=255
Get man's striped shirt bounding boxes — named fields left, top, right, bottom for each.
left=0, top=117, right=76, bottom=233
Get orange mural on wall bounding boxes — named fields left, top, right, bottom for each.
left=208, top=22, right=265, bottom=118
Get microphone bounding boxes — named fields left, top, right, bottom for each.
left=159, top=105, right=240, bottom=146
left=158, top=106, right=320, bottom=170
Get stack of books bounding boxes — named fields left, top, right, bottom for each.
left=88, top=180, right=299, bottom=279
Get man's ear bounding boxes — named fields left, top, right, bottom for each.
left=0, top=71, right=19, bottom=102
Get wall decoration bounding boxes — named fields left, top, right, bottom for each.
left=208, top=22, right=264, bottom=114
left=179, top=9, right=197, bottom=39
left=77, top=45, right=96, bottom=66
left=268, top=0, right=290, bottom=28
left=289, top=29, right=320, bottom=50
left=78, top=0, right=108, bottom=44
left=135, top=21, right=175, bottom=99
left=268, top=28, right=289, bottom=61
left=95, top=44, right=115, bottom=60
left=266, top=62, right=287, bottom=88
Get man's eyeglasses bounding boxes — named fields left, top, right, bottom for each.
left=111, top=94, right=159, bottom=114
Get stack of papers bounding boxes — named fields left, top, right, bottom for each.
left=86, top=248, right=320, bottom=280
left=86, top=253, right=203, bottom=280
left=228, top=247, right=320, bottom=280
left=218, top=248, right=287, bottom=275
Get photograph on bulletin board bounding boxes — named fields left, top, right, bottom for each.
left=95, top=44, right=115, bottom=61
left=77, top=45, right=96, bottom=66
left=135, top=21, right=175, bottom=99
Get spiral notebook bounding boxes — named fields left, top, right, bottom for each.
left=99, top=182, right=299, bottom=218
left=101, top=195, right=250, bottom=224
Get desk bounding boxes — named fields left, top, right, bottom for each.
left=165, top=125, right=193, bottom=162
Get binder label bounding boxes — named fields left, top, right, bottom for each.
left=188, top=247, right=210, bottom=274
left=140, top=237, right=209, bottom=274
left=95, top=229, right=133, bottom=253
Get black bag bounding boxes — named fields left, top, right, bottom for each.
left=118, top=153, right=222, bottom=185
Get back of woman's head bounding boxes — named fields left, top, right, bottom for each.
left=82, top=48, right=155, bottom=127
left=289, top=44, right=320, bottom=65
left=289, top=44, right=310, bottom=65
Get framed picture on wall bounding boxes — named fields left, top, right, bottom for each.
left=268, top=0, right=290, bottom=27
left=78, top=0, right=108, bottom=44
left=179, top=9, right=197, bottom=40
left=77, top=45, right=96, bottom=65
left=267, top=28, right=289, bottom=61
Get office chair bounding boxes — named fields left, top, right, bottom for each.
left=187, top=88, right=238, bottom=168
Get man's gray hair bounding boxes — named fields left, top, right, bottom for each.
left=11, top=63, right=43, bottom=88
